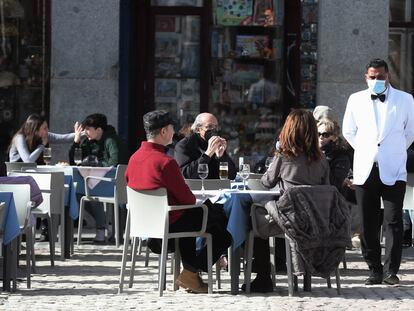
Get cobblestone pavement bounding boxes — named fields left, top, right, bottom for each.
left=1, top=242, right=413, bottom=311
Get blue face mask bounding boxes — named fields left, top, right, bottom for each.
left=367, top=79, right=387, bottom=94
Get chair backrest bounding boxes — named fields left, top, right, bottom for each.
left=9, top=171, right=65, bottom=215
left=0, top=184, right=31, bottom=228
left=126, top=187, right=169, bottom=239
left=247, top=178, right=267, bottom=190
left=5, top=162, right=37, bottom=174
left=115, top=164, right=127, bottom=204
left=185, top=179, right=231, bottom=190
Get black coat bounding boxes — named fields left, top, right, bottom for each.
left=321, top=141, right=351, bottom=194
left=174, top=133, right=237, bottom=180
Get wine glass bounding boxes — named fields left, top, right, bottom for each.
left=198, top=163, right=209, bottom=195
left=265, top=157, right=273, bottom=170
left=240, top=164, right=250, bottom=190
left=43, top=147, right=52, bottom=165
left=74, top=148, right=82, bottom=166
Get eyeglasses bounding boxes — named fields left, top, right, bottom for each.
left=201, top=124, right=219, bottom=131
left=318, top=132, right=332, bottom=138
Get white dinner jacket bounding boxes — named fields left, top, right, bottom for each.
left=342, top=85, right=414, bottom=185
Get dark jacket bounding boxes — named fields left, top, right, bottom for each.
left=321, top=141, right=351, bottom=193
left=265, top=185, right=351, bottom=277
left=69, top=125, right=128, bottom=167
left=174, top=132, right=237, bottom=180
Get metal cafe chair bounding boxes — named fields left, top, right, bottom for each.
left=77, top=164, right=127, bottom=248
left=118, top=187, right=213, bottom=296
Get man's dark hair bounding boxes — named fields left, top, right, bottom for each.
left=143, top=110, right=175, bottom=139
left=366, top=58, right=389, bottom=72
left=82, top=113, right=108, bottom=130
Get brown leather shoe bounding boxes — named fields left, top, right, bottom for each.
left=175, top=269, right=208, bottom=294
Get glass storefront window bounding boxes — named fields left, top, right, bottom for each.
left=0, top=0, right=49, bottom=156
left=390, top=0, right=413, bottom=22
left=209, top=0, right=284, bottom=167
left=389, top=29, right=413, bottom=93
left=151, top=0, right=203, bottom=6
left=153, top=14, right=201, bottom=124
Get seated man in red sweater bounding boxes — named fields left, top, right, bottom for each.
left=125, top=110, right=231, bottom=294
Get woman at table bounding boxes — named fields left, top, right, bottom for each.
left=8, top=114, right=82, bottom=164
left=244, top=109, right=330, bottom=293
left=8, top=113, right=82, bottom=241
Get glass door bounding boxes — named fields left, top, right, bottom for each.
left=148, top=3, right=208, bottom=129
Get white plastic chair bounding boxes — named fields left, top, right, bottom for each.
left=118, top=187, right=213, bottom=296
left=0, top=184, right=33, bottom=289
left=184, top=179, right=231, bottom=190
left=77, top=165, right=127, bottom=248
left=5, top=162, right=37, bottom=174
left=9, top=171, right=66, bottom=263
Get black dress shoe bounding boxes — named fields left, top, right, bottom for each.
left=365, top=272, right=383, bottom=285
left=383, top=274, right=399, bottom=285
left=241, top=275, right=273, bottom=293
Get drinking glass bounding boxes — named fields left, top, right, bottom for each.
left=265, top=157, right=273, bottom=170
left=43, top=147, right=52, bottom=165
left=240, top=164, right=250, bottom=190
left=198, top=163, right=209, bottom=195
left=219, top=162, right=228, bottom=180
left=74, top=148, right=83, bottom=165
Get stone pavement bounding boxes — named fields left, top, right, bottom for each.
left=1, top=242, right=413, bottom=311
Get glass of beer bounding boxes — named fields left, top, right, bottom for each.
left=219, top=162, right=228, bottom=180
left=43, top=147, right=52, bottom=165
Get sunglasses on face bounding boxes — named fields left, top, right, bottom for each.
left=318, top=132, right=332, bottom=138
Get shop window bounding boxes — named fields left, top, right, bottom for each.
left=209, top=0, right=285, bottom=166
left=0, top=0, right=50, bottom=155
left=389, top=0, right=413, bottom=93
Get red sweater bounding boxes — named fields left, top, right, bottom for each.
left=125, top=141, right=196, bottom=224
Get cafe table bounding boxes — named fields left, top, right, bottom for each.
left=0, top=193, right=20, bottom=291
left=192, top=188, right=280, bottom=294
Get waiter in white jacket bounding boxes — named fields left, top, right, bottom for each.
left=343, top=58, right=414, bottom=286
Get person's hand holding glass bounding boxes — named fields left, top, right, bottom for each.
left=198, top=163, right=209, bottom=195
left=240, top=164, right=250, bottom=190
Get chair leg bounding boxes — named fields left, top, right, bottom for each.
left=244, top=230, right=254, bottom=294
left=326, top=276, right=331, bottom=288
left=145, top=243, right=150, bottom=267
left=215, top=262, right=221, bottom=289
left=269, top=236, right=276, bottom=288
left=206, top=234, right=213, bottom=294
left=342, top=252, right=347, bottom=270
left=285, top=236, right=294, bottom=296
left=128, top=237, right=139, bottom=288
left=335, top=268, right=341, bottom=295
left=303, top=270, right=311, bottom=292
left=77, top=198, right=86, bottom=246
left=118, top=210, right=130, bottom=294
left=30, top=226, right=37, bottom=274
left=158, top=239, right=169, bottom=297
left=25, top=228, right=32, bottom=289
left=46, top=216, right=55, bottom=267
left=114, top=199, right=120, bottom=248
left=173, top=239, right=181, bottom=291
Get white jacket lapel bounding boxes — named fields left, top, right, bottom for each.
left=378, top=86, right=397, bottom=143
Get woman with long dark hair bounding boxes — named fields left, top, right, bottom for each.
left=9, top=114, right=82, bottom=164
left=244, top=109, right=330, bottom=293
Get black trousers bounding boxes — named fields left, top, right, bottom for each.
left=354, top=165, right=405, bottom=275
left=170, top=202, right=232, bottom=273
